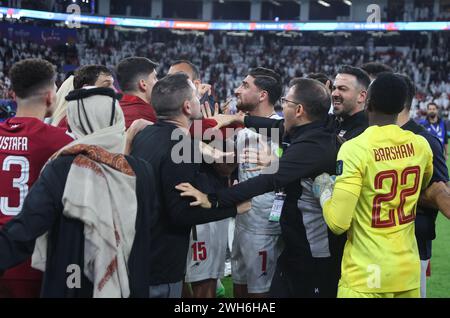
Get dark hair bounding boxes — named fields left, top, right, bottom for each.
left=73, top=65, right=112, bottom=89
left=306, top=73, right=331, bottom=86
left=367, top=72, right=407, bottom=115
left=396, top=73, right=415, bottom=110
left=336, top=65, right=371, bottom=89
left=116, top=57, right=158, bottom=92
left=361, top=62, right=393, bottom=79
left=9, top=58, right=56, bottom=99
left=171, top=60, right=200, bottom=81
left=248, top=67, right=282, bottom=105
left=151, top=72, right=194, bottom=119
left=427, top=102, right=438, bottom=109
left=65, top=71, right=75, bottom=80
left=289, top=78, right=331, bottom=121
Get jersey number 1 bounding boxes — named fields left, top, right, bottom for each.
left=0, top=156, right=30, bottom=216
left=372, top=166, right=420, bottom=228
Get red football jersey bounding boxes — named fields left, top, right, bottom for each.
left=119, top=94, right=157, bottom=129
left=0, top=117, right=73, bottom=281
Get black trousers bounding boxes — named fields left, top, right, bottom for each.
left=269, top=256, right=339, bottom=298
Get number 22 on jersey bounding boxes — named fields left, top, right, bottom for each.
left=372, top=166, right=420, bottom=228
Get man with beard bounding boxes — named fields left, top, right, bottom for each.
left=230, top=67, right=284, bottom=298
left=210, top=65, right=370, bottom=143
left=420, top=102, right=448, bottom=160
left=130, top=73, right=249, bottom=298
left=331, top=65, right=370, bottom=140
left=314, top=73, right=434, bottom=298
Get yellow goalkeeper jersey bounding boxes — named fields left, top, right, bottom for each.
left=334, top=125, right=433, bottom=293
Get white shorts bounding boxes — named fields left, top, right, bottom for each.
left=231, top=227, right=283, bottom=293
left=185, top=219, right=229, bottom=283
left=420, top=259, right=430, bottom=298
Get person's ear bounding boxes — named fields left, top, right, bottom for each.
left=138, top=78, right=147, bottom=92
left=358, top=90, right=368, bottom=104
left=295, top=103, right=304, bottom=119
left=259, top=90, right=268, bottom=103
left=182, top=99, right=192, bottom=116
left=43, top=89, right=56, bottom=117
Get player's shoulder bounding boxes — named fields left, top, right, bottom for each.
left=407, top=130, right=431, bottom=148
left=395, top=126, right=431, bottom=150
left=415, top=134, right=433, bottom=158
left=42, top=124, right=73, bottom=140
left=35, top=124, right=73, bottom=154
left=340, top=128, right=369, bottom=151
left=42, top=122, right=67, bottom=132
left=337, top=137, right=367, bottom=167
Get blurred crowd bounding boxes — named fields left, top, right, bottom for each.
left=1, top=26, right=449, bottom=121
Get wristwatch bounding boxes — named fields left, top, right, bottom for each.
left=207, top=193, right=219, bottom=209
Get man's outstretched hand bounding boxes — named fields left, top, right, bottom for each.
left=211, top=113, right=245, bottom=130
left=176, top=183, right=212, bottom=209
left=175, top=181, right=251, bottom=214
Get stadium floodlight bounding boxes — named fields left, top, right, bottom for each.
left=219, top=0, right=224, bottom=3
left=0, top=5, right=448, bottom=31
left=318, top=0, right=331, bottom=7
left=343, top=0, right=352, bottom=5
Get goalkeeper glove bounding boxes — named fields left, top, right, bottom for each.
left=312, top=173, right=336, bottom=207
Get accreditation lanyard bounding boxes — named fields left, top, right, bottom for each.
left=269, top=190, right=286, bottom=223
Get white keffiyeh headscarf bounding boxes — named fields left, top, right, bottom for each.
left=51, top=75, right=74, bottom=127
left=33, top=88, right=137, bottom=298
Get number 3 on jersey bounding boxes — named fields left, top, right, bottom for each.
left=0, top=156, right=30, bottom=216
left=372, top=166, right=420, bottom=228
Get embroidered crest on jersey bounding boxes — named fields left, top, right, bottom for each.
left=336, top=160, right=343, bottom=176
